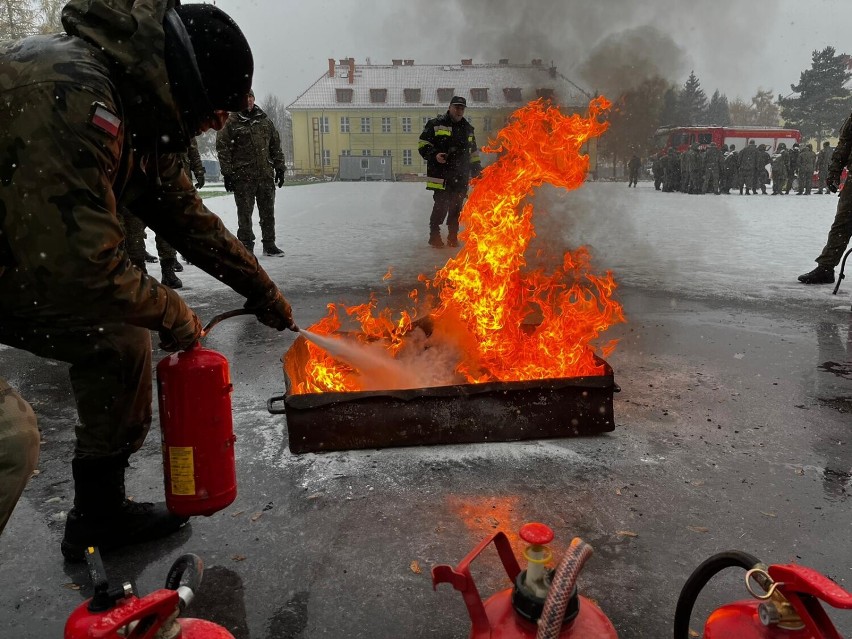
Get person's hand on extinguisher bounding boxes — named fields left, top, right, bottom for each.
left=245, top=286, right=299, bottom=332
left=158, top=292, right=203, bottom=351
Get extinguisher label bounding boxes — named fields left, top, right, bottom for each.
left=169, top=447, right=196, bottom=496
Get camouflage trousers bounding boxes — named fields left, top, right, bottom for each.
left=0, top=322, right=153, bottom=460
left=119, top=210, right=176, bottom=269
left=0, top=378, right=40, bottom=534
left=816, top=184, right=852, bottom=268
left=233, top=180, right=277, bottom=249
left=429, top=190, right=466, bottom=240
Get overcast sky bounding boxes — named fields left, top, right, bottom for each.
left=215, top=0, right=850, bottom=108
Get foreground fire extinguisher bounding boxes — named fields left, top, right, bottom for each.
left=674, top=550, right=852, bottom=638
left=157, top=309, right=251, bottom=518
left=432, top=523, right=618, bottom=638
left=65, top=546, right=233, bottom=638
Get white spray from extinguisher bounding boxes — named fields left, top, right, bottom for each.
left=299, top=329, right=428, bottom=390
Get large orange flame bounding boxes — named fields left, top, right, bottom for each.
left=295, top=97, right=624, bottom=394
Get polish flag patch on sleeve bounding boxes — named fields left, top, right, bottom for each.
left=88, top=102, right=121, bottom=138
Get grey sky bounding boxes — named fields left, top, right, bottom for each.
left=217, top=0, right=849, bottom=107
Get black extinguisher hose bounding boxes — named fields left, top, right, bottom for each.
left=673, top=550, right=762, bottom=639
left=165, top=553, right=204, bottom=611
left=202, top=309, right=254, bottom=338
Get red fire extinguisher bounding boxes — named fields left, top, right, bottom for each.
left=674, top=550, right=852, bottom=638
left=157, top=309, right=251, bottom=518
left=65, top=546, right=234, bottom=638
left=432, top=523, right=618, bottom=638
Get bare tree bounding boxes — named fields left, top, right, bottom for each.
left=37, top=0, right=63, bottom=34
left=0, top=1, right=38, bottom=40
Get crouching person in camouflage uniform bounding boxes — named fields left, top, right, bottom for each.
left=0, top=0, right=298, bottom=559
left=216, top=90, right=287, bottom=257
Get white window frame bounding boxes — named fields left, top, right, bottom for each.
left=340, top=116, right=350, bottom=133
left=403, top=149, right=412, bottom=166
left=360, top=117, right=371, bottom=133
left=381, top=117, right=392, bottom=133
left=401, top=117, right=412, bottom=133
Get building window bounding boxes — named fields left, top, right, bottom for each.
left=361, top=149, right=372, bottom=156
left=341, top=149, right=351, bottom=156
left=370, top=88, right=387, bottom=103
left=503, top=87, right=523, bottom=102
left=336, top=88, right=353, bottom=103
left=536, top=88, right=555, bottom=100
left=404, top=88, right=421, bottom=103
left=437, top=88, right=455, bottom=103
left=322, top=149, right=331, bottom=166
left=320, top=116, right=329, bottom=134
left=403, top=149, right=412, bottom=166
left=471, top=88, right=488, bottom=102
left=382, top=149, right=392, bottom=157
left=381, top=117, right=392, bottom=133
left=360, top=117, right=371, bottom=133
left=401, top=117, right=412, bottom=133
left=340, top=116, right=350, bottom=133
left=483, top=117, right=492, bottom=132
left=422, top=116, right=430, bottom=127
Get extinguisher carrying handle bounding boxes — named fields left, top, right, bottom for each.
left=770, top=563, right=852, bottom=609
left=164, top=553, right=204, bottom=612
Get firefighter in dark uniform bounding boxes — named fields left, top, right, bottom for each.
left=419, top=96, right=482, bottom=248
left=799, top=112, right=852, bottom=283
left=0, top=0, right=297, bottom=556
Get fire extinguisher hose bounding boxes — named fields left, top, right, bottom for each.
left=165, top=553, right=204, bottom=611
left=672, top=550, right=762, bottom=639
left=536, top=537, right=594, bottom=639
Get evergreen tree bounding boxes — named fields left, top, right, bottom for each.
left=780, top=46, right=852, bottom=144
left=707, top=90, right=732, bottom=126
left=751, top=89, right=780, bottom=127
left=659, top=87, right=679, bottom=127
left=0, top=1, right=38, bottom=39
left=676, top=71, right=708, bottom=125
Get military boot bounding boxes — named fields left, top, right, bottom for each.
left=172, top=260, right=183, bottom=273
left=797, top=266, right=835, bottom=284
left=428, top=233, right=444, bottom=248
left=262, top=243, right=285, bottom=257
left=144, top=251, right=159, bottom=263
left=160, top=258, right=183, bottom=289
left=61, top=456, right=188, bottom=562
left=241, top=241, right=254, bottom=254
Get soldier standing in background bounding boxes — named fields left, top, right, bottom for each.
left=738, top=140, right=758, bottom=195
left=702, top=142, right=723, bottom=195
left=817, top=141, right=833, bottom=195
left=679, top=148, right=690, bottom=193
left=754, top=144, right=771, bottom=195
left=723, top=144, right=738, bottom=194
left=771, top=144, right=788, bottom=195
left=797, top=144, right=817, bottom=195
left=799, top=111, right=852, bottom=284
left=663, top=148, right=680, bottom=192
left=652, top=154, right=664, bottom=190
left=627, top=153, right=641, bottom=187
left=217, top=89, right=287, bottom=257
left=785, top=142, right=800, bottom=194
left=685, top=143, right=701, bottom=193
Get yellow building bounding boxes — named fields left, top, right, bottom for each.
left=287, top=57, right=595, bottom=179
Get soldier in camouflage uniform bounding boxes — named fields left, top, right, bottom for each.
left=723, top=144, right=738, bottom=194
left=738, top=140, right=759, bottom=195
left=0, top=0, right=297, bottom=556
left=799, top=112, right=852, bottom=284
left=754, top=144, right=771, bottom=195
left=817, top=141, right=833, bottom=195
left=216, top=90, right=287, bottom=256
left=785, top=143, right=800, bottom=194
left=663, top=148, right=680, bottom=192
left=771, top=144, right=788, bottom=195
left=796, top=143, right=817, bottom=195
left=702, top=142, right=723, bottom=195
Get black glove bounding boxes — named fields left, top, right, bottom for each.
left=223, top=174, right=235, bottom=192
left=275, top=168, right=285, bottom=188
left=827, top=171, right=841, bottom=193
left=245, top=288, right=298, bottom=332
left=158, top=307, right=202, bottom=352
left=194, top=174, right=205, bottom=190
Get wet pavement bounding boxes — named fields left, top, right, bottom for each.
left=1, top=183, right=850, bottom=638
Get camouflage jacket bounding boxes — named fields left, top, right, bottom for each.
left=0, top=0, right=278, bottom=331
left=181, top=138, right=205, bottom=182
left=828, top=115, right=852, bottom=178
left=797, top=148, right=816, bottom=174
left=216, top=106, right=286, bottom=182
left=418, top=112, right=482, bottom=192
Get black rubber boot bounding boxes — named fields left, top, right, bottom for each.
left=172, top=260, right=183, bottom=273
left=61, top=457, right=188, bottom=563
left=144, top=251, right=159, bottom=263
left=428, top=233, right=444, bottom=248
left=241, top=241, right=254, bottom=254
left=797, top=266, right=835, bottom=284
left=160, top=258, right=183, bottom=289
left=262, top=244, right=285, bottom=257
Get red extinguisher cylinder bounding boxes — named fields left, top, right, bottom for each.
left=157, top=344, right=237, bottom=517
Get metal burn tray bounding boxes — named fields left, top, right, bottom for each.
left=268, top=334, right=618, bottom=454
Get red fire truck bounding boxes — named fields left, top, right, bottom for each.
left=653, top=125, right=801, bottom=156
